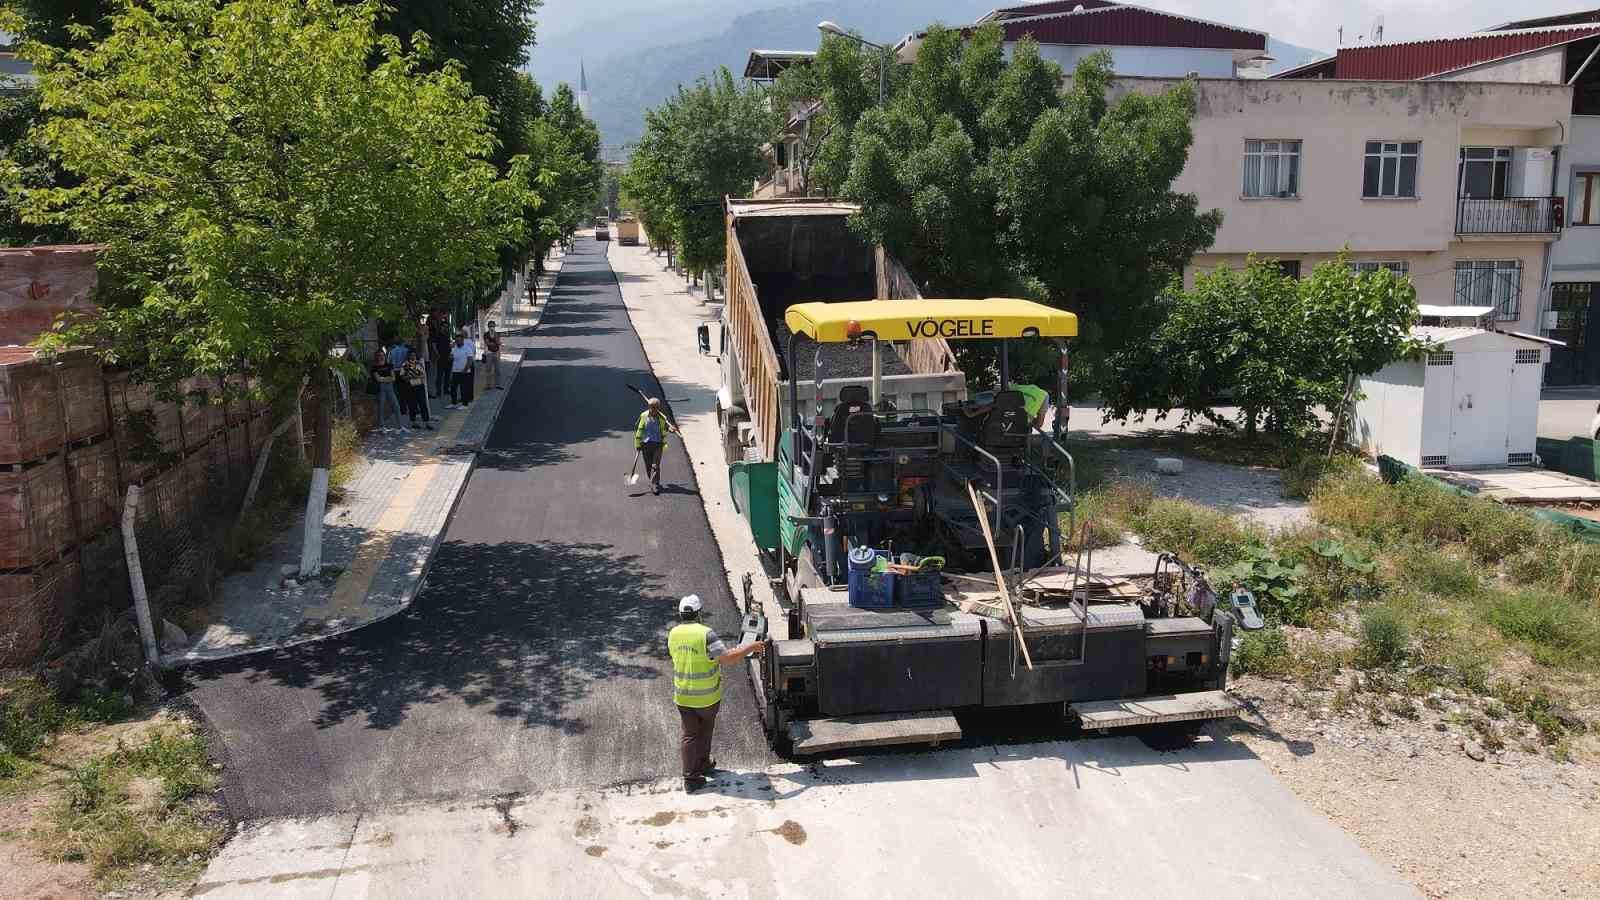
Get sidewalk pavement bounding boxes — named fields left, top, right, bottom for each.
left=168, top=257, right=565, bottom=665
left=606, top=243, right=787, bottom=635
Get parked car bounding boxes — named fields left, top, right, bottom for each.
left=595, top=220, right=610, bottom=241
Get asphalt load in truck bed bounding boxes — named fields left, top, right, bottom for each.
left=777, top=321, right=914, bottom=383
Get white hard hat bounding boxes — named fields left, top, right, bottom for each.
left=678, top=595, right=703, bottom=614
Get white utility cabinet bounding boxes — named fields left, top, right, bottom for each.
left=1353, top=325, right=1548, bottom=469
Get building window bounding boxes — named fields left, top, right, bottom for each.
left=1454, top=259, right=1522, bottom=320
left=1364, top=141, right=1419, bottom=198
left=1275, top=259, right=1301, bottom=279
left=1459, top=147, right=1511, bottom=200
left=1574, top=173, right=1600, bottom=224
left=1243, top=140, right=1300, bottom=198
left=1350, top=260, right=1410, bottom=275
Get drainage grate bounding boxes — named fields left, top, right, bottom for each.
left=1427, top=352, right=1454, bottom=366
left=1421, top=455, right=1448, bottom=467
left=1514, top=349, right=1541, bottom=365
left=1507, top=452, right=1533, bottom=465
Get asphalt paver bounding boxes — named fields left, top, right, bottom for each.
left=182, top=240, right=772, bottom=818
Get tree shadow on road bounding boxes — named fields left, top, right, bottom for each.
left=186, top=538, right=674, bottom=735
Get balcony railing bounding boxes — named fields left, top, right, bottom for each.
left=1456, top=196, right=1564, bottom=235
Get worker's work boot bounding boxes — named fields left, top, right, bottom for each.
left=683, top=775, right=707, bottom=793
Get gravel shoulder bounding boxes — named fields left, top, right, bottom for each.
left=1230, top=675, right=1600, bottom=900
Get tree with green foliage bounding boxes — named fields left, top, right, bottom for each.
left=519, top=82, right=602, bottom=272
left=793, top=24, right=1219, bottom=385
left=1102, top=255, right=1421, bottom=440
left=7, top=0, right=529, bottom=573
left=623, top=67, right=772, bottom=277
left=0, top=88, right=73, bottom=246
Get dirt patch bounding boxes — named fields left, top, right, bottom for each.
left=765, top=820, right=807, bottom=846
left=0, top=790, right=91, bottom=900
left=574, top=814, right=601, bottom=838
left=652, top=840, right=673, bottom=849
left=584, top=845, right=607, bottom=858
left=490, top=793, right=521, bottom=837
left=638, top=811, right=675, bottom=827
left=1232, top=676, right=1600, bottom=899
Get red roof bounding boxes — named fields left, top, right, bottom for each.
left=968, top=3, right=1264, bottom=52
left=1278, top=25, right=1600, bottom=80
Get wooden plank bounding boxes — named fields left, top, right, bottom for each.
left=968, top=481, right=1033, bottom=669
left=1072, top=690, right=1241, bottom=730
left=788, top=711, right=962, bottom=755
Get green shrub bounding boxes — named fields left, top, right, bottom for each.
left=1357, top=605, right=1410, bottom=669
left=0, top=678, right=70, bottom=761
left=1131, top=498, right=1261, bottom=566
left=1232, top=626, right=1290, bottom=675
left=1213, top=544, right=1311, bottom=625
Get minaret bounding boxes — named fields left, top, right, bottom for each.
left=578, top=59, right=591, bottom=117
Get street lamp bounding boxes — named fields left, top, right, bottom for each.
left=817, top=20, right=886, bottom=106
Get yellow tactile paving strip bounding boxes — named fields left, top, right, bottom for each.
left=306, top=406, right=473, bottom=621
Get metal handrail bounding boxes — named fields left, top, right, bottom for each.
left=941, top=426, right=1005, bottom=535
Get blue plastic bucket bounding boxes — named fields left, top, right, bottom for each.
left=846, top=547, right=895, bottom=608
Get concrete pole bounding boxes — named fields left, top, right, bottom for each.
left=120, top=486, right=161, bottom=667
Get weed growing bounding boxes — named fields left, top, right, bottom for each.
left=45, top=727, right=222, bottom=882
left=1356, top=604, right=1410, bottom=669
left=1232, top=627, right=1290, bottom=676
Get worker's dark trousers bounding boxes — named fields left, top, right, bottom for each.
left=677, top=701, right=719, bottom=777
left=641, top=442, right=664, bottom=488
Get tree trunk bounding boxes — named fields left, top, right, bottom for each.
left=1243, top=407, right=1258, bottom=440
left=298, top=365, right=334, bottom=579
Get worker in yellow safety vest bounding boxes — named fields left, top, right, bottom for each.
left=669, top=594, right=765, bottom=791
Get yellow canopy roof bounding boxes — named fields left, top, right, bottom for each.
left=784, top=298, right=1078, bottom=343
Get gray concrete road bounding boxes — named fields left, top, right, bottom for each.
left=193, top=734, right=1418, bottom=899
left=180, top=239, right=770, bottom=818
left=1539, top=386, right=1600, bottom=441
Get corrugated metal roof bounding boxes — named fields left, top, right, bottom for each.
left=1284, top=24, right=1600, bottom=80
left=982, top=0, right=1119, bottom=22
left=997, top=4, right=1264, bottom=51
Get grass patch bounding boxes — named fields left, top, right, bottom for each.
left=1280, top=452, right=1362, bottom=500
left=1129, top=497, right=1262, bottom=567
left=1063, top=480, right=1152, bottom=551
left=43, top=727, right=222, bottom=882
left=1483, top=589, right=1600, bottom=668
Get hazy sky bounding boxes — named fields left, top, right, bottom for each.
left=531, top=0, right=1598, bottom=58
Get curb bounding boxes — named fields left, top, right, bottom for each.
left=166, top=261, right=561, bottom=668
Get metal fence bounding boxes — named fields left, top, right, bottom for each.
left=1455, top=196, right=1564, bottom=235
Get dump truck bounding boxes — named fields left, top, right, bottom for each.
left=615, top=216, right=640, bottom=246
left=720, top=199, right=1248, bottom=755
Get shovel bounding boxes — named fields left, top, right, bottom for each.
left=625, top=450, right=642, bottom=485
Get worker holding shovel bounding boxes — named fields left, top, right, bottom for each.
left=633, top=397, right=679, bottom=495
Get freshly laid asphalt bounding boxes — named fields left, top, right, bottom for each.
left=182, top=240, right=771, bottom=818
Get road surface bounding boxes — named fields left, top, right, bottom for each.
left=183, top=239, right=770, bottom=818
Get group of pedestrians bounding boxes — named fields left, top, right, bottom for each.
left=370, top=319, right=505, bottom=432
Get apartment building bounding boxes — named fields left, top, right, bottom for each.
left=1281, top=11, right=1600, bottom=383
left=1146, top=76, right=1571, bottom=342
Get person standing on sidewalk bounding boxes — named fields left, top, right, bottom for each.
left=482, top=322, right=503, bottom=390
left=449, top=331, right=474, bottom=409
left=373, top=356, right=405, bottom=432
left=400, top=349, right=433, bottom=430
left=634, top=397, right=679, bottom=495
left=669, top=595, right=765, bottom=792
left=430, top=311, right=452, bottom=400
